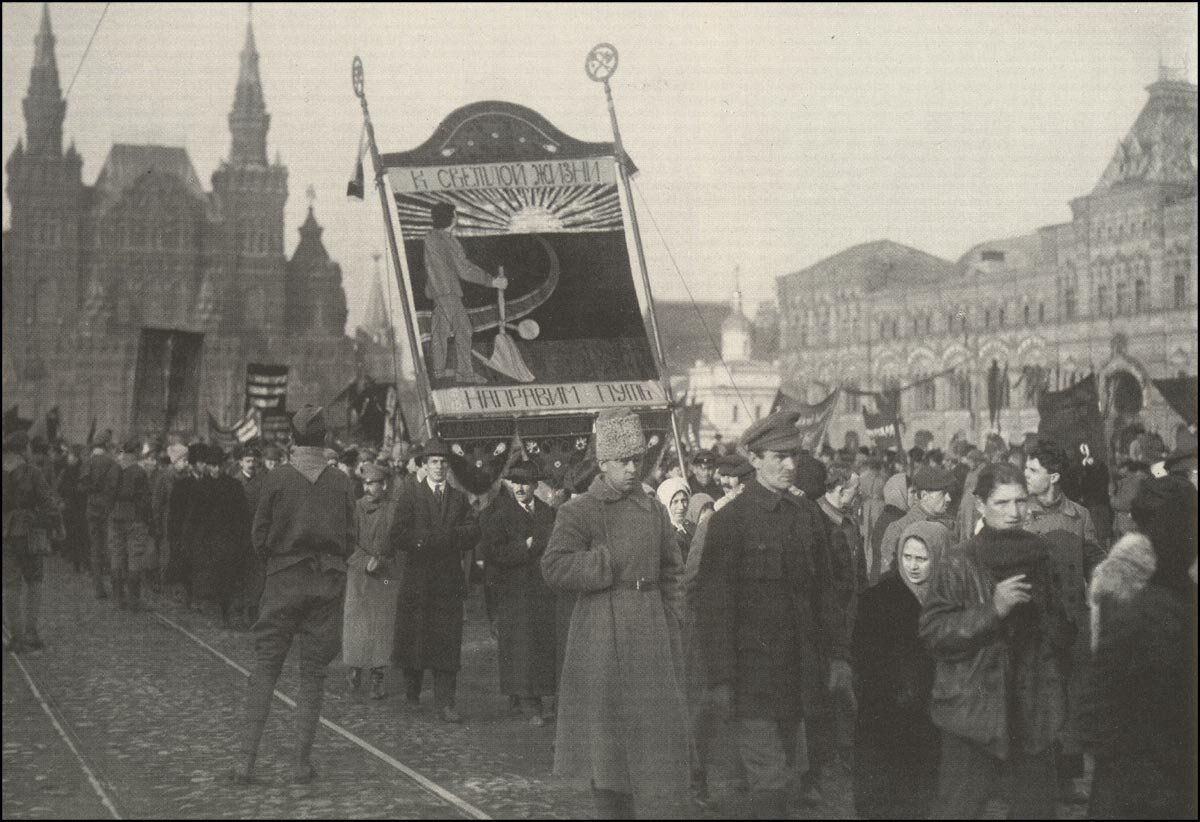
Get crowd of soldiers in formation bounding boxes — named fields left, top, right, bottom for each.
left=3, top=407, right=1196, bottom=819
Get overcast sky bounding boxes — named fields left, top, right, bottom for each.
left=3, top=2, right=1197, bottom=337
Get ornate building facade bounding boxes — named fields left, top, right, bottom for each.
left=2, top=7, right=356, bottom=440
left=777, top=71, right=1198, bottom=452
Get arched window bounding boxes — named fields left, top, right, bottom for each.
left=1097, top=284, right=1109, bottom=316
left=1115, top=281, right=1128, bottom=315
left=1134, top=279, right=1146, bottom=312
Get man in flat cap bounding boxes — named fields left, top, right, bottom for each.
left=879, top=464, right=958, bottom=580
left=391, top=436, right=480, bottom=722
left=78, top=429, right=119, bottom=599
left=542, top=407, right=692, bottom=818
left=714, top=452, right=754, bottom=512
left=481, top=459, right=558, bottom=725
left=688, top=448, right=723, bottom=499
left=698, top=410, right=850, bottom=818
left=231, top=405, right=355, bottom=784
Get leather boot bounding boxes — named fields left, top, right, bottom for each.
left=294, top=675, right=325, bottom=778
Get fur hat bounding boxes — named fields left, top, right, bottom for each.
left=291, top=404, right=326, bottom=442
left=204, top=444, right=226, bottom=466
left=166, top=443, right=189, bottom=464
left=1088, top=532, right=1155, bottom=652
left=594, top=408, right=646, bottom=463
left=187, top=442, right=207, bottom=464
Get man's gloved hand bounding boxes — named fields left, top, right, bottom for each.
left=827, top=659, right=853, bottom=696
left=708, top=684, right=733, bottom=720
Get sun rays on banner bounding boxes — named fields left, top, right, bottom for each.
left=437, top=410, right=672, bottom=497
left=394, top=185, right=623, bottom=240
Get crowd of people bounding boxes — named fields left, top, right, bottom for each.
left=2, top=405, right=1196, bottom=819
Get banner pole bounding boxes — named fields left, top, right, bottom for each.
left=587, top=44, right=689, bottom=480
left=352, top=57, right=432, bottom=439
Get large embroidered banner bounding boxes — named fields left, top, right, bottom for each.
left=381, top=102, right=662, bottom=418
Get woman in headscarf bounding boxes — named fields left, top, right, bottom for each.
left=852, top=519, right=950, bottom=820
left=1080, top=475, right=1197, bottom=819
left=656, top=477, right=693, bottom=563
left=867, top=472, right=910, bottom=586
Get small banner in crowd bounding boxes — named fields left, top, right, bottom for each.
left=260, top=410, right=292, bottom=443
left=246, top=363, right=289, bottom=412
left=863, top=393, right=901, bottom=450
left=1037, top=374, right=1105, bottom=462
left=208, top=408, right=261, bottom=446
left=792, top=388, right=840, bottom=452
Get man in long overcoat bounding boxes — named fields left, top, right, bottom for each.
left=542, top=408, right=693, bottom=819
left=391, top=437, right=480, bottom=722
left=481, top=459, right=558, bottom=724
left=78, top=431, right=118, bottom=599
left=184, top=445, right=250, bottom=626
left=698, top=410, right=852, bottom=819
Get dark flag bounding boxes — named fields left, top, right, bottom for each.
left=1151, top=376, right=1198, bottom=426
left=680, top=403, right=704, bottom=452
left=793, top=388, right=840, bottom=452
left=246, top=364, right=288, bottom=412
left=770, top=389, right=799, bottom=415
left=863, top=393, right=900, bottom=450
left=1037, top=373, right=1105, bottom=461
left=347, top=125, right=366, bottom=200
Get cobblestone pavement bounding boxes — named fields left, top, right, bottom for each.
left=4, top=556, right=1091, bottom=819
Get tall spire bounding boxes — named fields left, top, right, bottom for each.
left=24, top=3, right=66, bottom=157
left=228, top=7, right=270, bottom=166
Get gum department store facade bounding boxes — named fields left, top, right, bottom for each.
left=777, top=71, right=1198, bottom=452
left=2, top=9, right=359, bottom=442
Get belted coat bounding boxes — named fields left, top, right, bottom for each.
left=541, top=474, right=692, bottom=799
left=698, top=479, right=849, bottom=721
left=390, top=479, right=480, bottom=672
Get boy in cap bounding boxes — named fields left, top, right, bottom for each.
left=542, top=408, right=692, bottom=817
left=231, top=405, right=355, bottom=784
left=714, top=452, right=754, bottom=512
left=391, top=437, right=480, bottom=722
left=698, top=410, right=850, bottom=818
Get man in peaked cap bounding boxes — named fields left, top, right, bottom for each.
left=689, top=448, right=723, bottom=499
left=541, top=408, right=692, bottom=817
left=231, top=405, right=355, bottom=784
left=698, top=410, right=851, bottom=817
left=3, top=430, right=61, bottom=653
left=714, top=452, right=754, bottom=512
left=391, top=436, right=480, bottom=722
left=878, top=464, right=958, bottom=579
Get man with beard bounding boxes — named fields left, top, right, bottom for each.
left=391, top=437, right=480, bottom=722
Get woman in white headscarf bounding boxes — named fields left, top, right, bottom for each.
left=851, top=519, right=951, bottom=819
left=656, top=477, right=693, bottom=563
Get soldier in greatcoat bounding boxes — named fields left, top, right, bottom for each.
left=481, top=459, right=558, bottom=725
left=698, top=410, right=852, bottom=819
left=390, top=437, right=480, bottom=722
left=542, top=408, right=693, bottom=819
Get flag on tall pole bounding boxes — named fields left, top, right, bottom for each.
left=347, top=123, right=367, bottom=200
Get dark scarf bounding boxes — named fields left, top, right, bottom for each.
left=972, top=526, right=1052, bottom=643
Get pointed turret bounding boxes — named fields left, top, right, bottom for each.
left=721, top=269, right=753, bottom=362
left=359, top=253, right=394, bottom=346
left=24, top=3, right=66, bottom=157
left=228, top=14, right=270, bottom=166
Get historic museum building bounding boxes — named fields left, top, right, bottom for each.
left=777, top=70, right=1198, bottom=450
left=2, top=8, right=355, bottom=441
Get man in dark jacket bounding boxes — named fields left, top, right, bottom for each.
left=698, top=410, right=851, bottom=819
left=185, top=445, right=250, bottom=626
left=391, top=437, right=480, bottom=723
left=688, top=448, right=723, bottom=499
left=3, top=431, right=61, bottom=653
left=106, top=439, right=154, bottom=610
left=919, top=462, right=1075, bottom=818
left=78, top=430, right=118, bottom=599
left=230, top=405, right=355, bottom=785
left=481, top=459, right=558, bottom=725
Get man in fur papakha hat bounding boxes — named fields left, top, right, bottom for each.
left=542, top=408, right=693, bottom=818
